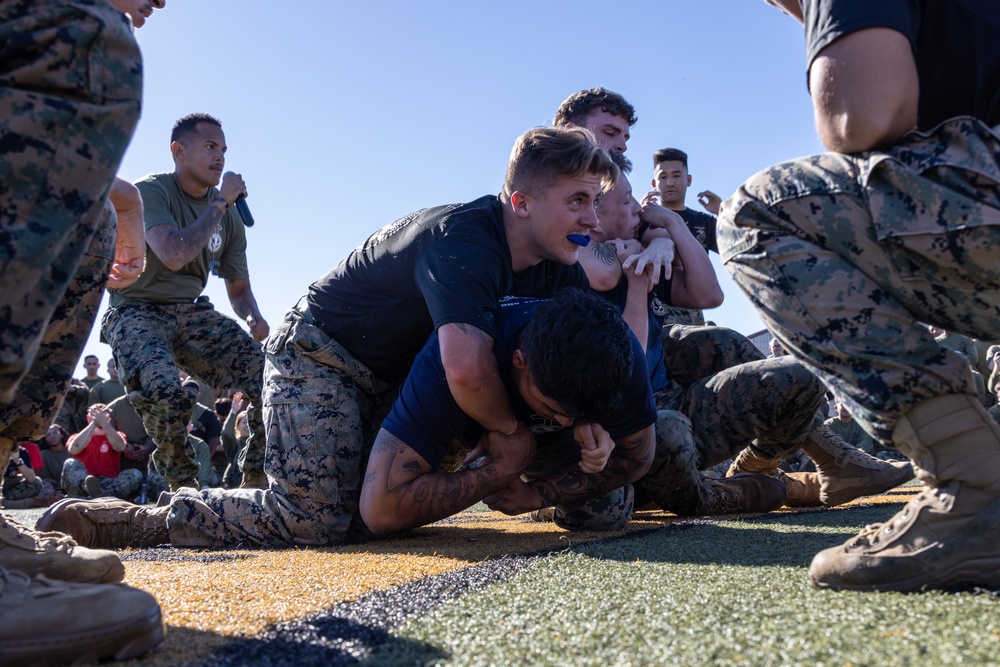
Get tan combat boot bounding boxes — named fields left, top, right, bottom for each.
left=701, top=473, right=788, bottom=515
left=777, top=471, right=822, bottom=507
left=0, top=567, right=165, bottom=665
left=0, top=513, right=124, bottom=583
left=809, top=394, right=1000, bottom=592
left=727, top=447, right=822, bottom=506
left=35, top=498, right=171, bottom=550
left=801, top=425, right=914, bottom=506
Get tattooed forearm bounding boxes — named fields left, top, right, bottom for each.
left=529, top=426, right=655, bottom=506
left=362, top=430, right=521, bottom=534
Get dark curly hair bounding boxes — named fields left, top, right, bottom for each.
left=518, top=289, right=634, bottom=424
left=554, top=87, right=637, bottom=128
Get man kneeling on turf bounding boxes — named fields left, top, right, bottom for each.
left=38, top=290, right=656, bottom=545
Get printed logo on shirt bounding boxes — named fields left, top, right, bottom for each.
left=208, top=224, right=223, bottom=253
left=651, top=295, right=667, bottom=317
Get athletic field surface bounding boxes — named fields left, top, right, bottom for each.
left=11, top=482, right=1000, bottom=666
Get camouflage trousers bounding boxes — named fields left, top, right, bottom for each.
left=0, top=0, right=141, bottom=445
left=167, top=307, right=396, bottom=547
left=102, top=300, right=266, bottom=490
left=636, top=354, right=823, bottom=515
left=61, top=458, right=142, bottom=500
left=1, top=476, right=45, bottom=509
left=719, top=116, right=1000, bottom=444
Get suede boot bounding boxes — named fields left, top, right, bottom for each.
left=36, top=498, right=171, bottom=550
left=0, top=567, right=164, bottom=665
left=701, top=473, right=788, bottom=515
left=801, top=424, right=914, bottom=506
left=809, top=394, right=1000, bottom=592
left=0, top=513, right=124, bottom=583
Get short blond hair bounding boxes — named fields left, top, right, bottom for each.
left=501, top=127, right=619, bottom=202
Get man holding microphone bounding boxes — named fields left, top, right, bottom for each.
left=104, top=113, right=269, bottom=492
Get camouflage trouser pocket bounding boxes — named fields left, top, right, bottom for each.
left=865, top=117, right=1000, bottom=287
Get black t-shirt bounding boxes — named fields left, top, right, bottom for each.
left=307, top=195, right=589, bottom=381
left=676, top=207, right=717, bottom=254
left=802, top=0, right=1000, bottom=129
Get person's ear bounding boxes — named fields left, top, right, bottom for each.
left=170, top=140, right=184, bottom=162
left=510, top=192, right=531, bottom=219
left=512, top=348, right=528, bottom=370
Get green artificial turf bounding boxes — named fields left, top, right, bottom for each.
left=365, top=505, right=1000, bottom=667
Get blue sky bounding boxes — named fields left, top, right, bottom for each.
left=80, top=0, right=824, bottom=372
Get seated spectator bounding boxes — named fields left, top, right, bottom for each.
left=768, top=337, right=787, bottom=358
left=39, top=424, right=71, bottom=486
left=189, top=435, right=218, bottom=489
left=88, top=358, right=126, bottom=406
left=62, top=404, right=142, bottom=500
left=221, top=402, right=250, bottom=489
left=2, top=445, right=47, bottom=508
left=212, top=397, right=233, bottom=474
left=823, top=402, right=876, bottom=453
left=182, top=380, right=222, bottom=457
left=107, top=395, right=168, bottom=502
left=929, top=325, right=986, bottom=404
left=988, top=387, right=1000, bottom=428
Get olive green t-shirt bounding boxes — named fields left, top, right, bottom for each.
left=109, top=172, right=249, bottom=306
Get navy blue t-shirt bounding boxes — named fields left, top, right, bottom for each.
left=596, top=272, right=674, bottom=394
left=381, top=297, right=656, bottom=469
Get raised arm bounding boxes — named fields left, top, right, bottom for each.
left=638, top=204, right=723, bottom=309
left=145, top=172, right=246, bottom=271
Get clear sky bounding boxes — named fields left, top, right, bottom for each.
left=79, top=0, right=825, bottom=372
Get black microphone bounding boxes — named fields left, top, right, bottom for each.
left=235, top=194, right=254, bottom=227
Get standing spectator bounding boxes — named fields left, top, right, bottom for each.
left=79, top=355, right=104, bottom=390
left=103, top=113, right=269, bottom=491
left=643, top=147, right=723, bottom=326
left=768, top=337, right=788, bottom=358
left=63, top=404, right=141, bottom=500
left=55, top=378, right=91, bottom=435
left=88, top=357, right=126, bottom=406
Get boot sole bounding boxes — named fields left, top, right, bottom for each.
left=821, top=464, right=914, bottom=506
left=810, top=554, right=1000, bottom=593
left=0, top=602, right=165, bottom=666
